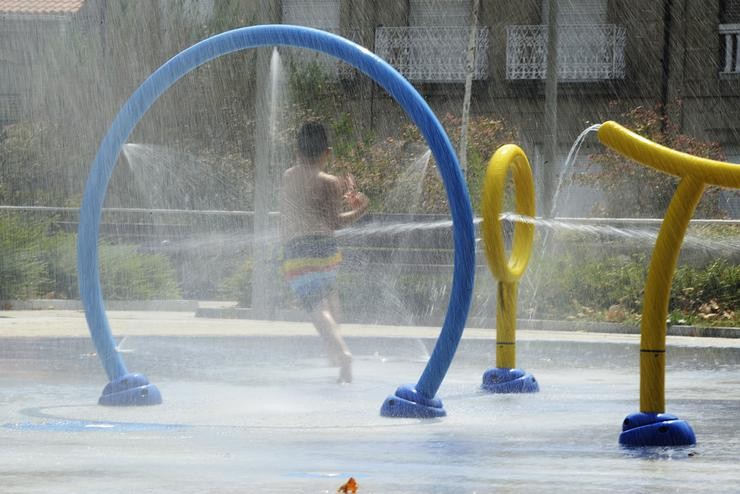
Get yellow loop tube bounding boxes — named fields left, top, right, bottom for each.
left=495, top=281, right=518, bottom=368
left=481, top=145, right=536, bottom=283
left=481, top=144, right=535, bottom=369
left=597, top=121, right=740, bottom=413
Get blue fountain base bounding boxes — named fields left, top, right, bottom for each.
left=619, top=412, right=696, bottom=447
left=380, top=385, right=446, bottom=418
left=481, top=367, right=539, bottom=393
left=98, top=373, right=162, bottom=406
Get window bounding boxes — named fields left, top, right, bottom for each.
left=721, top=0, right=740, bottom=23
left=409, top=0, right=471, bottom=26
left=0, top=59, right=23, bottom=124
left=281, top=0, right=341, bottom=75
left=720, top=0, right=740, bottom=74
left=544, top=0, right=607, bottom=25
left=506, top=0, right=625, bottom=80
left=375, top=0, right=489, bottom=82
left=282, top=0, right=340, bottom=32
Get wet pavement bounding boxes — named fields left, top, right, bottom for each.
left=1, top=310, right=738, bottom=493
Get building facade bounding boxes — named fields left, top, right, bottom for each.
left=280, top=0, right=740, bottom=155
left=3, top=0, right=738, bottom=149
left=275, top=0, right=740, bottom=214
left=1, top=0, right=738, bottom=214
left=0, top=0, right=103, bottom=125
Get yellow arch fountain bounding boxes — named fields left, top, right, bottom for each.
left=479, top=122, right=738, bottom=445
left=597, top=121, right=740, bottom=445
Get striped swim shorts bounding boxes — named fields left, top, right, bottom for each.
left=282, top=235, right=342, bottom=311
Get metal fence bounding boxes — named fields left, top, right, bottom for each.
left=1, top=206, right=737, bottom=315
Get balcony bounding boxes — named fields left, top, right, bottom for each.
left=506, top=24, right=626, bottom=80
left=375, top=26, right=489, bottom=83
left=720, top=24, right=740, bottom=75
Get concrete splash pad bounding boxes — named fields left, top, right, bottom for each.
left=1, top=313, right=739, bottom=492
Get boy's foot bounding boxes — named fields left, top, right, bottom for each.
left=337, top=353, right=353, bottom=384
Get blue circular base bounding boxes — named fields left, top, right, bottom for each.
left=481, top=368, right=539, bottom=393
left=619, top=412, right=696, bottom=447
left=380, top=385, right=446, bottom=418
left=98, top=373, right=162, bottom=406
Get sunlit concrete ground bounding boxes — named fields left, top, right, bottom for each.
left=2, top=308, right=737, bottom=346
left=1, top=310, right=738, bottom=493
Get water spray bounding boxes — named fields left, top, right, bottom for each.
left=78, top=25, right=475, bottom=414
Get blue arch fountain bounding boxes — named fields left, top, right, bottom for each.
left=78, top=25, right=475, bottom=416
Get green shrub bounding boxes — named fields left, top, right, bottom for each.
left=0, top=214, right=50, bottom=300
left=0, top=123, right=51, bottom=205
left=218, top=259, right=253, bottom=306
left=393, top=272, right=451, bottom=318
left=671, top=260, right=739, bottom=324
left=333, top=270, right=452, bottom=321
left=289, top=60, right=335, bottom=108
left=523, top=249, right=648, bottom=318
left=38, top=231, right=181, bottom=301
left=523, top=246, right=738, bottom=326
left=99, top=244, right=181, bottom=300
left=327, top=113, right=516, bottom=214
left=39, top=230, right=77, bottom=299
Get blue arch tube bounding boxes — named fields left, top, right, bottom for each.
left=78, top=25, right=475, bottom=413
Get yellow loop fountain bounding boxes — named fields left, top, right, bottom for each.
left=480, top=144, right=538, bottom=393
left=597, top=121, right=740, bottom=446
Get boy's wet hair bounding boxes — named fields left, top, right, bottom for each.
left=297, top=121, right=328, bottom=160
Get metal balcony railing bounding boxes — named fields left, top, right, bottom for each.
left=720, top=24, right=740, bottom=74
left=506, top=24, right=626, bottom=80
left=375, top=26, right=489, bottom=82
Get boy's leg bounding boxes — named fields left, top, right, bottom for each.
left=328, top=291, right=343, bottom=325
left=309, top=298, right=352, bottom=383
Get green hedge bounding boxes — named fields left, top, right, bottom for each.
left=521, top=249, right=738, bottom=326
left=0, top=215, right=49, bottom=300
left=1, top=215, right=180, bottom=301
left=219, top=244, right=737, bottom=327
left=42, top=232, right=180, bottom=301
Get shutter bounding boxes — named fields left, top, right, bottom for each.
left=542, top=0, right=607, bottom=25
left=723, top=0, right=740, bottom=23
left=282, top=0, right=340, bottom=31
left=409, top=0, right=470, bottom=27
left=281, top=0, right=342, bottom=76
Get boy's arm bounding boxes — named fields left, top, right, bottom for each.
left=325, top=176, right=369, bottom=229
left=338, top=191, right=369, bottom=226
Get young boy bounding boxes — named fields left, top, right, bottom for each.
left=279, top=121, right=369, bottom=383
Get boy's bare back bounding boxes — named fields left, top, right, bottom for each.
left=280, top=165, right=343, bottom=242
